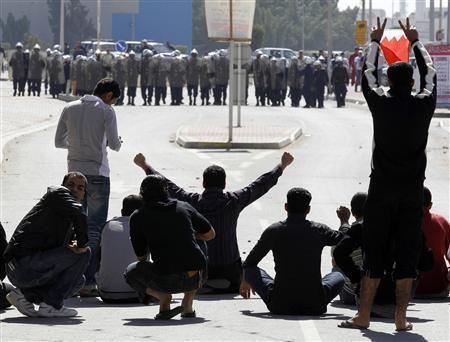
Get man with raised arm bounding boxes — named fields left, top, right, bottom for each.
left=339, top=18, right=437, bottom=331
left=134, top=152, right=294, bottom=294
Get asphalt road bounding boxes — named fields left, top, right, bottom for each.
left=0, top=90, right=449, bottom=341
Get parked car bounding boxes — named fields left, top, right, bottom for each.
left=253, top=47, right=297, bottom=59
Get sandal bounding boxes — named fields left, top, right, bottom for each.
left=396, top=323, right=413, bottom=332
left=181, top=310, right=196, bottom=318
left=154, top=306, right=184, bottom=320
left=338, top=320, right=369, bottom=330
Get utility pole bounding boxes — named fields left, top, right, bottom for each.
left=97, top=0, right=101, bottom=44
left=430, top=0, right=435, bottom=41
left=59, top=0, right=64, bottom=48
left=368, top=0, right=372, bottom=36
left=439, top=0, right=443, bottom=32
left=361, top=0, right=366, bottom=41
left=327, top=0, right=332, bottom=88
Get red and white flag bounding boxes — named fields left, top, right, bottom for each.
left=380, top=29, right=410, bottom=65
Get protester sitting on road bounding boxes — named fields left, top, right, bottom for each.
left=240, top=187, right=345, bottom=315
left=125, top=175, right=215, bottom=319
left=332, top=192, right=367, bottom=306
left=134, top=152, right=294, bottom=294
left=333, top=193, right=398, bottom=318
left=414, top=186, right=450, bottom=299
left=96, top=195, right=143, bottom=304
left=0, top=222, right=13, bottom=310
left=340, top=17, right=437, bottom=331
left=4, top=172, right=90, bottom=317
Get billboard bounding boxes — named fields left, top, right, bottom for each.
left=427, top=44, right=450, bottom=108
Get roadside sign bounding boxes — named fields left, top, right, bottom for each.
left=427, top=44, right=450, bottom=108
left=115, top=40, right=128, bottom=52
left=355, top=20, right=367, bottom=45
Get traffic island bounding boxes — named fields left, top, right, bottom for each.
left=175, top=124, right=302, bottom=149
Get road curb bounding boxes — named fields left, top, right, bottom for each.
left=176, top=126, right=302, bottom=150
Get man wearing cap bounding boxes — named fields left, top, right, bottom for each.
left=186, top=49, right=201, bottom=106
left=9, top=42, right=26, bottom=96
left=28, top=44, right=46, bottom=96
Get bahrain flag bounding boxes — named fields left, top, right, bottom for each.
left=380, top=29, right=410, bottom=65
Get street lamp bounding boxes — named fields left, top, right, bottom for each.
left=97, top=0, right=101, bottom=44
left=59, top=0, right=64, bottom=48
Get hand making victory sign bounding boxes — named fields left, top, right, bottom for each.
left=370, top=17, right=387, bottom=42
left=398, top=17, right=419, bottom=43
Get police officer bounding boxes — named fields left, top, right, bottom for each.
left=168, top=54, right=186, bottom=106
left=268, top=58, right=283, bottom=106
left=199, top=54, right=211, bottom=105
left=9, top=42, right=26, bottom=96
left=331, top=56, right=349, bottom=107
left=126, top=50, right=140, bottom=106
left=44, top=48, right=52, bottom=94
left=186, top=49, right=201, bottom=106
left=140, top=49, right=153, bottom=106
left=302, top=57, right=314, bottom=108
left=250, top=51, right=267, bottom=106
left=48, top=51, right=62, bottom=98
left=153, top=55, right=168, bottom=106
left=28, top=44, right=46, bottom=96
left=86, top=54, right=104, bottom=94
left=215, top=50, right=229, bottom=105
left=311, top=60, right=328, bottom=108
left=112, top=54, right=127, bottom=105
left=287, top=56, right=301, bottom=107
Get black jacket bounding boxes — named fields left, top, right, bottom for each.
left=362, top=39, right=437, bottom=186
left=4, top=186, right=88, bottom=261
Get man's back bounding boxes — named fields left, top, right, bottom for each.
left=54, top=95, right=121, bottom=176
left=244, top=215, right=342, bottom=314
left=362, top=40, right=436, bottom=185
left=96, top=216, right=137, bottom=297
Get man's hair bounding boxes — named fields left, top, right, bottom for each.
left=423, top=186, right=432, bottom=206
left=350, top=192, right=367, bottom=218
left=203, top=165, right=226, bottom=189
left=122, top=194, right=143, bottom=216
left=387, top=62, right=413, bottom=90
left=93, top=78, right=121, bottom=99
left=61, top=171, right=87, bottom=187
left=286, top=187, right=312, bottom=214
left=139, top=175, right=169, bottom=203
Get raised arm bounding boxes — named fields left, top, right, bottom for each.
left=133, top=153, right=197, bottom=202
left=362, top=17, right=386, bottom=106
left=399, top=18, right=437, bottom=109
left=234, top=152, right=294, bottom=212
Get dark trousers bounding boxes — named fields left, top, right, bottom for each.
left=200, top=86, right=210, bottom=103
left=6, top=247, right=90, bottom=309
left=127, top=86, right=137, bottom=98
left=363, top=180, right=423, bottom=279
left=118, top=87, right=125, bottom=105
left=187, top=84, right=198, bottom=98
left=83, top=175, right=110, bottom=285
left=255, top=86, right=265, bottom=105
left=312, top=88, right=325, bottom=108
left=125, top=261, right=203, bottom=304
left=141, top=85, right=153, bottom=103
left=29, top=79, right=42, bottom=96
left=216, top=84, right=227, bottom=104
left=13, top=78, right=26, bottom=94
left=170, top=86, right=183, bottom=105
left=334, top=83, right=347, bottom=107
left=244, top=266, right=344, bottom=311
left=290, top=87, right=300, bottom=107
left=269, top=88, right=281, bottom=106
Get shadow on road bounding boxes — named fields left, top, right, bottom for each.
left=123, top=317, right=210, bottom=326
left=1, top=316, right=84, bottom=325
left=240, top=309, right=350, bottom=321
left=362, top=330, right=428, bottom=341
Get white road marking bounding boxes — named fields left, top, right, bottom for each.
left=251, top=201, right=262, bottom=211
left=299, top=320, right=322, bottom=341
left=252, top=150, right=275, bottom=160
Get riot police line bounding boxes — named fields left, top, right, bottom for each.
left=6, top=41, right=355, bottom=108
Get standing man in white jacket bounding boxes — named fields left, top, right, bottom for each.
left=55, top=78, right=122, bottom=296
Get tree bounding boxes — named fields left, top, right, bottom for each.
left=0, top=13, right=30, bottom=46
left=47, top=0, right=96, bottom=46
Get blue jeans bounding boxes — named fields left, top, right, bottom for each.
left=6, top=246, right=90, bottom=309
left=83, top=175, right=110, bottom=285
left=244, top=266, right=344, bottom=308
